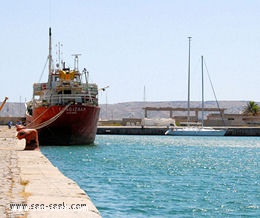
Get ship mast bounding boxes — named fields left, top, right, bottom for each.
left=48, top=27, right=53, bottom=87
left=48, top=27, right=52, bottom=74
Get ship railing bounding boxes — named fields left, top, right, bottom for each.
left=41, top=93, right=98, bottom=106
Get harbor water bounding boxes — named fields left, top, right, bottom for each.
left=41, top=135, right=260, bottom=217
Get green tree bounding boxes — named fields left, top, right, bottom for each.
left=243, top=101, right=259, bottom=116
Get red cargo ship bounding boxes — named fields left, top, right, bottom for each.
left=26, top=28, right=100, bottom=145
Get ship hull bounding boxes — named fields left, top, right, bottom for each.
left=27, top=104, right=100, bottom=145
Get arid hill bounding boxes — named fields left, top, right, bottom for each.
left=99, top=100, right=255, bottom=120
left=0, top=101, right=258, bottom=120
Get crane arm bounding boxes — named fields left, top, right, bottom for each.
left=0, top=97, right=8, bottom=111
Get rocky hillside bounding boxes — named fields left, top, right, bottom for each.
left=0, top=102, right=26, bottom=117
left=0, top=100, right=256, bottom=120
left=99, top=100, right=253, bottom=120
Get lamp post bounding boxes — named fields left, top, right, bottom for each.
left=99, top=86, right=110, bottom=120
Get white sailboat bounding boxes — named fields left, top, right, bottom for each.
left=165, top=38, right=226, bottom=136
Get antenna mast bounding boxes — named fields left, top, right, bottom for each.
left=72, top=54, right=81, bottom=71
left=143, top=85, right=146, bottom=102
left=56, top=42, right=63, bottom=69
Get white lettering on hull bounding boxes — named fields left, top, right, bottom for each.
left=58, top=106, right=87, bottom=115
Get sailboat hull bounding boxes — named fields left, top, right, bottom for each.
left=165, top=128, right=226, bottom=136
left=165, top=53, right=226, bottom=137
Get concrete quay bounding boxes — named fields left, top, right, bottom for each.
left=0, top=126, right=101, bottom=218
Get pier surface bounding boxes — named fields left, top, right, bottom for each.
left=0, top=126, right=101, bottom=218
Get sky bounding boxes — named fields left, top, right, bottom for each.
left=0, top=0, right=260, bottom=104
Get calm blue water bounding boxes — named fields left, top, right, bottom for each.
left=41, top=135, right=260, bottom=217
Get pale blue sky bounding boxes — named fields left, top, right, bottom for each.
left=0, top=0, right=260, bottom=104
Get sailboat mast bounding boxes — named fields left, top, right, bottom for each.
left=187, top=37, right=192, bottom=127
left=201, top=56, right=204, bottom=127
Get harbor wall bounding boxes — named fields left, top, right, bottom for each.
left=0, top=127, right=101, bottom=217
left=97, top=126, right=260, bottom=136
left=97, top=126, right=168, bottom=135
left=225, top=127, right=260, bottom=136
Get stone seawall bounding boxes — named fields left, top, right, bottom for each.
left=0, top=126, right=101, bottom=217
left=225, top=127, right=260, bottom=136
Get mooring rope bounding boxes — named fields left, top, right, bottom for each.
left=26, top=103, right=72, bottom=130
left=26, top=105, right=51, bottom=128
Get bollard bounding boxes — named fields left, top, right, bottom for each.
left=16, top=124, right=25, bottom=131
left=17, top=129, right=40, bottom=151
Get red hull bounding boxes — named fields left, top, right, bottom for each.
left=27, top=105, right=100, bottom=145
